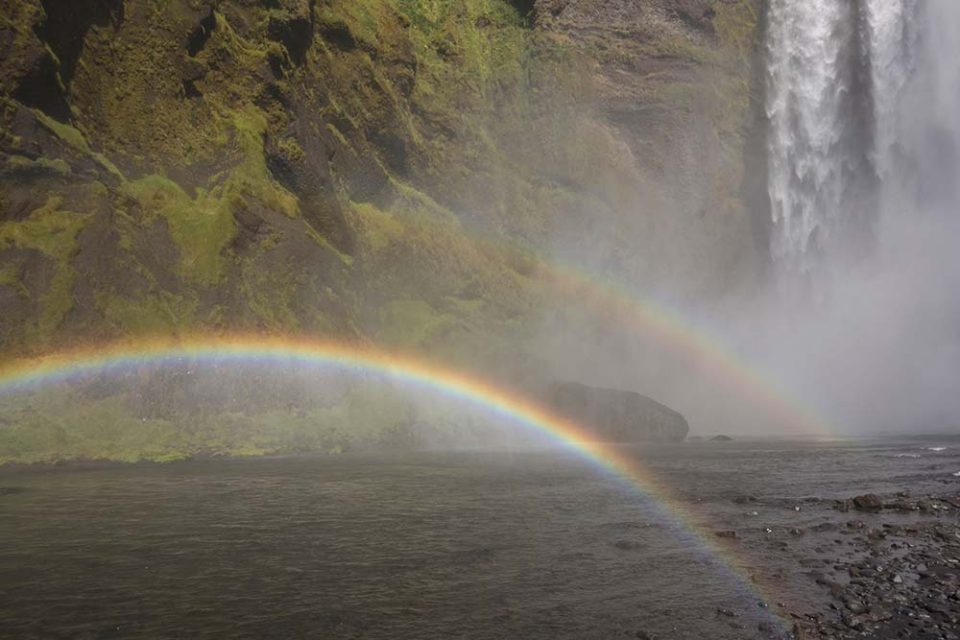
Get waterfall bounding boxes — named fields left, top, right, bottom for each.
left=756, top=0, right=960, bottom=432
left=765, top=0, right=871, bottom=273
left=763, top=0, right=960, bottom=274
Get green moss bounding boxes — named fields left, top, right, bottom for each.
left=238, top=255, right=303, bottom=331
left=4, top=155, right=71, bottom=176
left=223, top=107, right=301, bottom=218
left=0, top=269, right=30, bottom=304
left=0, top=263, right=18, bottom=287
left=32, top=110, right=124, bottom=179
left=0, top=392, right=193, bottom=465
left=275, top=136, right=306, bottom=165
left=352, top=201, right=405, bottom=253
left=0, top=196, right=89, bottom=259
left=388, top=176, right=459, bottom=222
left=304, top=223, right=355, bottom=266
left=713, top=0, right=761, bottom=63
left=123, top=175, right=236, bottom=285
left=0, top=380, right=430, bottom=464
left=35, top=268, right=75, bottom=341
left=709, top=0, right=761, bottom=150
left=378, top=298, right=457, bottom=347
left=325, top=122, right=354, bottom=150
left=0, top=196, right=90, bottom=342
left=97, top=291, right=198, bottom=334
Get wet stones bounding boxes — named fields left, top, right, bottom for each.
left=838, top=492, right=959, bottom=514
left=852, top=494, right=883, bottom=511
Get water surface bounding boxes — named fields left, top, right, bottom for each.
left=2, top=438, right=958, bottom=639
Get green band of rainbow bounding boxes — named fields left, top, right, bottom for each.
left=0, top=334, right=790, bottom=630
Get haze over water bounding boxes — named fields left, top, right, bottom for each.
left=716, top=0, right=960, bottom=437
left=3, top=438, right=958, bottom=639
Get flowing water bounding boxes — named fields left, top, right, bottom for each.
left=752, top=0, right=960, bottom=435
left=765, top=0, right=959, bottom=273
left=2, top=439, right=959, bottom=639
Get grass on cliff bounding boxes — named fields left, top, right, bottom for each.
left=0, top=196, right=90, bottom=343
left=121, top=108, right=300, bottom=286
left=123, top=175, right=236, bottom=286
left=0, top=379, right=505, bottom=465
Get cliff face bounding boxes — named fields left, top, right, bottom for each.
left=0, top=0, right=763, bottom=462
left=0, top=0, right=763, bottom=361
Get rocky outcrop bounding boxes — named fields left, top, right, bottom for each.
left=549, top=381, right=689, bottom=442
left=0, top=0, right=767, bottom=360
left=531, top=0, right=767, bottom=293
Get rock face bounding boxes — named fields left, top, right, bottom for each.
left=549, top=381, right=689, bottom=442
left=0, top=0, right=763, bottom=463
left=0, top=0, right=765, bottom=358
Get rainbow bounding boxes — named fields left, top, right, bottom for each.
left=355, top=209, right=832, bottom=436
left=0, top=334, right=791, bottom=630
left=536, top=264, right=833, bottom=437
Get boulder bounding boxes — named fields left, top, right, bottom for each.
left=852, top=494, right=883, bottom=512
left=548, top=381, right=689, bottom=442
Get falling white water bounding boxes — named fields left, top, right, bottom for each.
left=764, top=0, right=932, bottom=273
left=863, top=0, right=918, bottom=186
left=765, top=0, right=863, bottom=273
left=754, top=0, right=960, bottom=434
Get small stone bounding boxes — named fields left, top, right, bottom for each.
left=845, top=599, right=865, bottom=614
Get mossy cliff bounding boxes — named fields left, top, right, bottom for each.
left=0, top=0, right=764, bottom=462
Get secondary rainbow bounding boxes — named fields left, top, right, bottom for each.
left=355, top=211, right=832, bottom=436
left=0, top=334, right=790, bottom=629
left=536, top=263, right=833, bottom=437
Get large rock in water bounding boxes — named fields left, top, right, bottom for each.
left=548, top=382, right=689, bottom=442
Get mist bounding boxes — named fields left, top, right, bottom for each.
left=535, top=0, right=960, bottom=438
left=741, top=0, right=960, bottom=435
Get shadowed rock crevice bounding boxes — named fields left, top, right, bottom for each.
left=186, top=7, right=216, bottom=57
left=505, top=0, right=536, bottom=22
left=14, top=0, right=123, bottom=121
left=267, top=0, right=315, bottom=66
left=36, top=0, right=124, bottom=85
left=11, top=51, right=69, bottom=122
left=317, top=21, right=356, bottom=52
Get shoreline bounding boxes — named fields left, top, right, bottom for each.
left=2, top=434, right=958, bottom=477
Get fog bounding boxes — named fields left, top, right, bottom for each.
left=539, top=0, right=960, bottom=438
left=4, top=0, right=958, bottom=450
left=739, top=0, right=960, bottom=435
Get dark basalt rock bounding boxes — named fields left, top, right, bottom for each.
left=548, top=381, right=689, bottom=442
left=852, top=494, right=883, bottom=512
